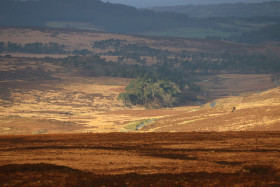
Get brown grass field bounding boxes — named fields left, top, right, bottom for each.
left=0, top=132, right=280, bottom=186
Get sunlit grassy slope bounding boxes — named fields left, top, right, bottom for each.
left=142, top=86, right=280, bottom=132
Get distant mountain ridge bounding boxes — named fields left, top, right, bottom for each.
left=151, top=1, right=280, bottom=17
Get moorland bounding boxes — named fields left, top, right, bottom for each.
left=0, top=27, right=279, bottom=186
left=0, top=0, right=280, bottom=185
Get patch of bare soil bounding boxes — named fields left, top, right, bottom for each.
left=0, top=132, right=279, bottom=186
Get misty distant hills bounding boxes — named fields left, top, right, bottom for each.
left=0, top=0, right=280, bottom=42
left=0, top=0, right=189, bottom=33
left=151, top=1, right=280, bottom=17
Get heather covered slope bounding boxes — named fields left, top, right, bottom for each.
left=0, top=132, right=280, bottom=186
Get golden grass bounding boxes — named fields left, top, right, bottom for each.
left=144, top=87, right=280, bottom=132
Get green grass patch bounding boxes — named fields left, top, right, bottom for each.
left=124, top=119, right=155, bottom=132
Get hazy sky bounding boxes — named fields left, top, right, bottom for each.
left=101, top=0, right=276, bottom=8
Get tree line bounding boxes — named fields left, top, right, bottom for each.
left=0, top=42, right=93, bottom=55
left=178, top=52, right=280, bottom=73
left=92, top=39, right=280, bottom=74
left=93, top=39, right=171, bottom=57
left=0, top=42, right=66, bottom=54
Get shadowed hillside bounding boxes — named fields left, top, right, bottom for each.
left=0, top=0, right=188, bottom=33
left=1, top=0, right=280, bottom=39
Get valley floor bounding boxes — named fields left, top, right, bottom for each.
left=0, top=64, right=279, bottom=134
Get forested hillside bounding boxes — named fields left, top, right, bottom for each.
left=0, top=0, right=188, bottom=33
left=1, top=0, right=279, bottom=40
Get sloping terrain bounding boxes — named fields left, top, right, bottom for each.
left=142, top=86, right=280, bottom=132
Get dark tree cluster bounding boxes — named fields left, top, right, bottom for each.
left=108, top=43, right=170, bottom=57
left=117, top=74, right=200, bottom=108
left=0, top=42, right=66, bottom=54
left=62, top=55, right=147, bottom=78
left=178, top=52, right=280, bottom=73
left=118, top=76, right=180, bottom=108
left=93, top=39, right=171, bottom=57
